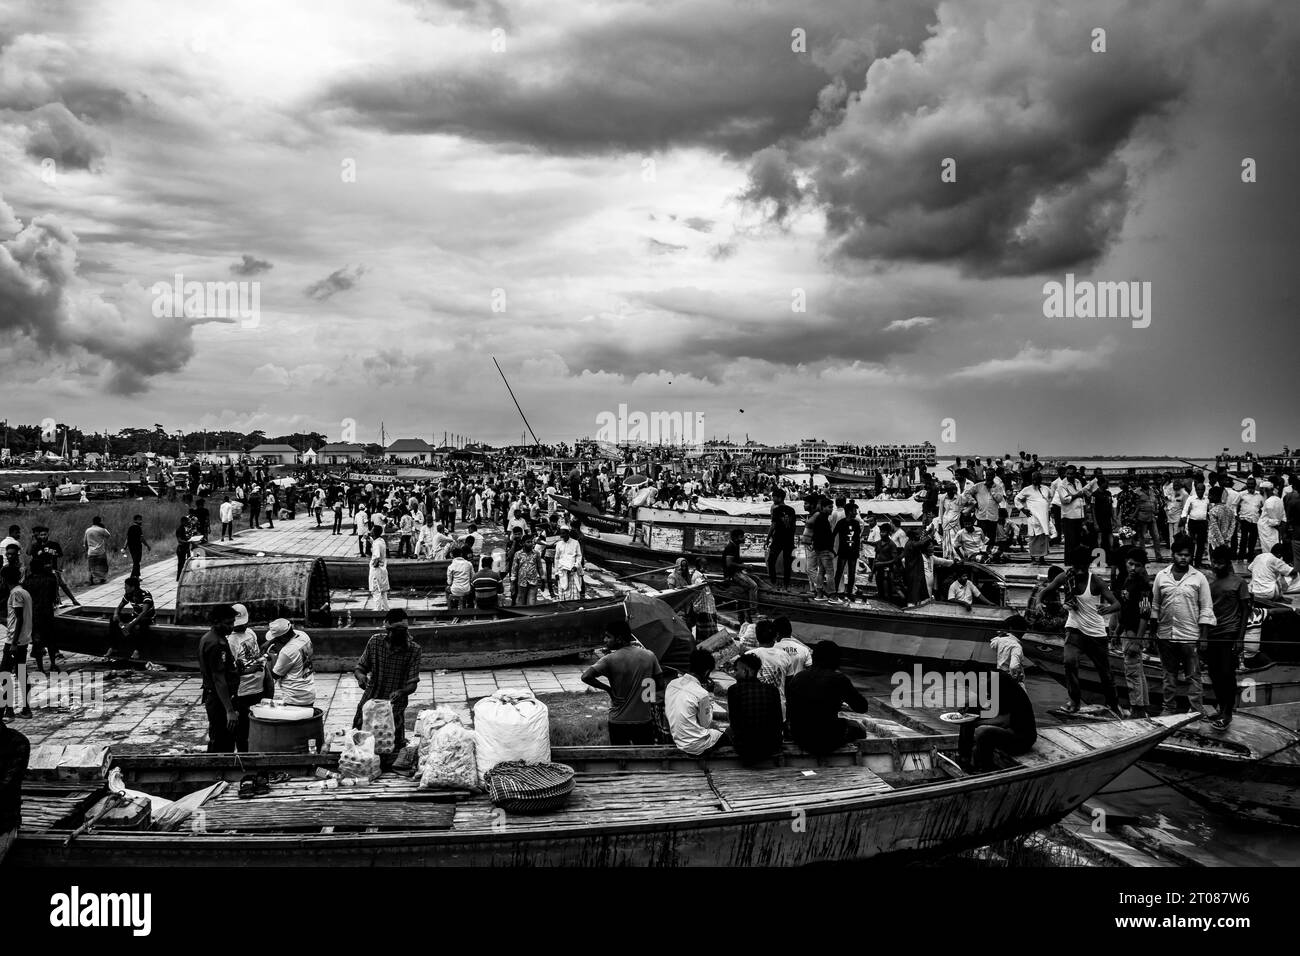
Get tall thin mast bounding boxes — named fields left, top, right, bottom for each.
left=493, top=356, right=540, bottom=448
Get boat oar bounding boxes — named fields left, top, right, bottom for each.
left=614, top=566, right=678, bottom=582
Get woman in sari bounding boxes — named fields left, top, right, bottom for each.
left=1014, top=472, right=1053, bottom=565
left=937, top=483, right=963, bottom=559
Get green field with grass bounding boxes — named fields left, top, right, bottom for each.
left=0, top=499, right=190, bottom=589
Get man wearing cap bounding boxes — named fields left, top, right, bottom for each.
left=265, top=618, right=315, bottom=708
left=228, top=605, right=269, bottom=751
left=353, top=609, right=420, bottom=749
left=198, top=604, right=240, bottom=752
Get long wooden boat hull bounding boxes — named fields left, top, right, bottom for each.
left=10, top=717, right=1194, bottom=867
left=578, top=531, right=1014, bottom=668
left=199, top=541, right=450, bottom=589
left=50, top=586, right=703, bottom=672
left=1139, top=702, right=1300, bottom=826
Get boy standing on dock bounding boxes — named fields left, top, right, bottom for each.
left=1150, top=535, right=1215, bottom=717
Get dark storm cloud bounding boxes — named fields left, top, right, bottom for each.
left=559, top=284, right=952, bottom=381
left=321, top=0, right=934, bottom=157
left=745, top=0, right=1197, bottom=276
left=231, top=254, right=273, bottom=276
left=4, top=102, right=109, bottom=170
left=0, top=197, right=215, bottom=394
left=305, top=265, right=366, bottom=301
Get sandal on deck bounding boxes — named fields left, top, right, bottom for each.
left=253, top=773, right=272, bottom=795
left=237, top=774, right=259, bottom=799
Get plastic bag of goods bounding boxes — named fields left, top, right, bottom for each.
left=338, top=730, right=382, bottom=781
left=473, top=689, right=550, bottom=778
left=361, top=699, right=397, bottom=754
left=737, top=621, right=758, bottom=648
left=418, top=722, right=480, bottom=792
left=414, top=707, right=463, bottom=740
left=415, top=707, right=464, bottom=764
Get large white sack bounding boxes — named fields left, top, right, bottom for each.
left=473, top=688, right=550, bottom=778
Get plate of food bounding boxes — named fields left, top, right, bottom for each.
left=939, top=711, right=979, bottom=724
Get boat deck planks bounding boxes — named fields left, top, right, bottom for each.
left=706, top=765, right=893, bottom=808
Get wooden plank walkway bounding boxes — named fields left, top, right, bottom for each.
left=17, top=664, right=597, bottom=753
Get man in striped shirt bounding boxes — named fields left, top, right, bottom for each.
left=1150, top=534, right=1216, bottom=716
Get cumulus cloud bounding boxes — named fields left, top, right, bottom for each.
left=884, top=316, right=935, bottom=332
left=305, top=265, right=366, bottom=301
left=747, top=0, right=1196, bottom=275
left=231, top=254, right=273, bottom=276
left=951, top=339, right=1117, bottom=381
left=0, top=197, right=217, bottom=394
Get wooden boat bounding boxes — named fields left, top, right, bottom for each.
left=1138, top=702, right=1300, bottom=827
left=10, top=716, right=1196, bottom=867
left=575, top=528, right=1016, bottom=669
left=198, top=540, right=450, bottom=589
left=50, top=573, right=705, bottom=672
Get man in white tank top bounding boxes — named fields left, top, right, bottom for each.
left=1034, top=547, right=1122, bottom=713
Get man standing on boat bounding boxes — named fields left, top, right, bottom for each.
left=198, top=604, right=240, bottom=753
left=766, top=488, right=797, bottom=590
left=354, top=608, right=421, bottom=750
left=1035, top=547, right=1122, bottom=715
left=1206, top=546, right=1250, bottom=730
left=1150, top=534, right=1215, bottom=717
left=369, top=525, right=391, bottom=612
left=806, top=497, right=835, bottom=601
left=723, top=528, right=759, bottom=622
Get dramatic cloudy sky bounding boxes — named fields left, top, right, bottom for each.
left=0, top=0, right=1296, bottom=453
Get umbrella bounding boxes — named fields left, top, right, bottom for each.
left=622, top=473, right=651, bottom=488
left=624, top=590, right=693, bottom=660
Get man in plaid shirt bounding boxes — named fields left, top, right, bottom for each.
left=353, top=608, right=422, bottom=748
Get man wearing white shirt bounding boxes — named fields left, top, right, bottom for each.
left=1150, top=534, right=1216, bottom=716
left=1055, top=466, right=1087, bottom=557
left=1237, top=479, right=1264, bottom=559
left=665, top=650, right=726, bottom=756
left=218, top=497, right=235, bottom=541
left=552, top=527, right=584, bottom=600
left=1248, top=545, right=1297, bottom=601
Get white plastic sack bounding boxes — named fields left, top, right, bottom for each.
left=737, top=621, right=758, bottom=648
left=473, top=688, right=550, bottom=778
left=339, top=729, right=382, bottom=781
left=361, top=699, right=397, bottom=754
left=418, top=723, right=480, bottom=791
